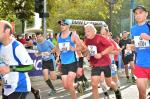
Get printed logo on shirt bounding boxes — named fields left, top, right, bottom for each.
left=0, top=55, right=10, bottom=65
left=88, top=45, right=97, bottom=56
left=134, top=36, right=150, bottom=48
left=59, top=42, right=70, bottom=52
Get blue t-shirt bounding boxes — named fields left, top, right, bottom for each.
left=130, top=22, right=150, bottom=68
left=37, top=40, right=55, bottom=61
left=58, top=32, right=76, bottom=64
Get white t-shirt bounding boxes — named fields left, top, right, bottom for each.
left=0, top=38, right=33, bottom=95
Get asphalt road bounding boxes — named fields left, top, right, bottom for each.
left=0, top=68, right=150, bottom=99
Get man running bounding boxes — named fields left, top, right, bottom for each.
left=84, top=24, right=122, bottom=99
left=130, top=5, right=150, bottom=99
left=0, top=20, right=34, bottom=99
left=35, top=32, right=57, bottom=96
left=57, top=20, right=83, bottom=99
left=119, top=31, right=135, bottom=83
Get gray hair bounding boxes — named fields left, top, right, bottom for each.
left=84, top=24, right=97, bottom=34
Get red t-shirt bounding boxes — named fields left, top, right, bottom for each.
left=85, top=34, right=112, bottom=67
left=109, top=39, right=120, bottom=62
left=19, top=38, right=26, bottom=45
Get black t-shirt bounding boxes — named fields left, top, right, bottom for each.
left=119, top=38, right=131, bottom=57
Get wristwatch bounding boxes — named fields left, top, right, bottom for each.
left=10, top=66, right=16, bottom=72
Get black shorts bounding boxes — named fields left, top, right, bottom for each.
left=77, top=57, right=83, bottom=68
left=123, top=54, right=134, bottom=65
left=61, top=62, right=78, bottom=75
left=91, top=66, right=111, bottom=78
left=42, top=59, right=54, bottom=71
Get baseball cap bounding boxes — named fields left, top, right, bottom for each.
left=58, top=19, right=72, bottom=25
left=133, top=5, right=148, bottom=13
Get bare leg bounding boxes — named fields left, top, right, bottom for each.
left=136, top=78, right=148, bottom=99
left=91, top=76, right=100, bottom=99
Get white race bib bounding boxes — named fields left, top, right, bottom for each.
left=88, top=45, right=97, bottom=56
left=111, top=64, right=117, bottom=72
left=124, top=49, right=132, bottom=55
left=41, top=52, right=50, bottom=60
left=2, top=72, right=19, bottom=95
left=59, top=42, right=70, bottom=52
left=134, top=36, right=150, bottom=47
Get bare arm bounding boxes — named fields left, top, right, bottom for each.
left=140, top=33, right=150, bottom=40
left=94, top=45, right=113, bottom=59
left=71, top=32, right=83, bottom=51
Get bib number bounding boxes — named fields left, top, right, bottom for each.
left=134, top=36, right=150, bottom=47
left=59, top=42, right=70, bottom=52
left=88, top=45, right=97, bottom=56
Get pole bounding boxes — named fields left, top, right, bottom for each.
left=21, top=19, right=25, bottom=34
left=130, top=0, right=134, bottom=30
left=109, top=2, right=113, bottom=32
left=43, top=0, right=47, bottom=38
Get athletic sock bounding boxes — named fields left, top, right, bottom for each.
left=46, top=79, right=55, bottom=90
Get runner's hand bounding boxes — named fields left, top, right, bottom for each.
left=140, top=33, right=150, bottom=40
left=70, top=46, right=76, bottom=51
left=94, top=53, right=102, bottom=59
left=35, top=52, right=41, bottom=57
left=43, top=52, right=50, bottom=56
left=0, top=66, right=10, bottom=74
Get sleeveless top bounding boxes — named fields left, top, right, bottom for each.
left=58, top=32, right=76, bottom=64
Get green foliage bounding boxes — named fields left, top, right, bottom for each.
left=47, top=0, right=123, bottom=36
left=2, top=0, right=149, bottom=37
left=0, top=0, right=34, bottom=33
left=0, top=0, right=34, bottom=21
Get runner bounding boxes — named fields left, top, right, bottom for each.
left=35, top=32, right=57, bottom=96
left=74, top=36, right=90, bottom=94
left=0, top=20, right=34, bottom=99
left=100, top=27, right=121, bottom=88
left=57, top=20, right=83, bottom=99
left=130, top=5, right=150, bottom=99
left=119, top=31, right=135, bottom=83
left=84, top=24, right=122, bottom=99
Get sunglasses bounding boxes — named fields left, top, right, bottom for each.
left=60, top=23, right=68, bottom=26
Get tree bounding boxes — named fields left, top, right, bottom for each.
left=47, top=0, right=123, bottom=36
left=0, top=0, right=34, bottom=34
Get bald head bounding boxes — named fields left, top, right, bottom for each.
left=0, top=20, right=12, bottom=34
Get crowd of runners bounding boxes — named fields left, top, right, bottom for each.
left=0, top=5, right=150, bottom=99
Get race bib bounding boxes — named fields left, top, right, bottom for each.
left=88, top=45, right=97, bottom=56
left=111, top=64, right=117, bottom=72
left=2, top=73, right=19, bottom=95
left=124, top=49, right=132, bottom=56
left=41, top=52, right=50, bottom=60
left=134, top=36, right=150, bottom=47
left=59, top=42, right=70, bottom=52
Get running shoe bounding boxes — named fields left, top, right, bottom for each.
left=104, top=91, right=109, bottom=99
left=76, top=82, right=84, bottom=94
left=115, top=90, right=122, bottom=99
left=132, top=77, right=136, bottom=83
left=49, top=89, right=56, bottom=96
